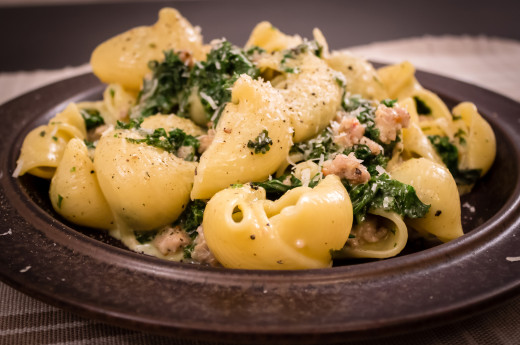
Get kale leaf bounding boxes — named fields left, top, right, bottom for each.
left=343, top=174, right=430, bottom=224
left=133, top=50, right=191, bottom=119
left=174, top=199, right=206, bottom=238
left=174, top=200, right=207, bottom=259
left=428, top=135, right=481, bottom=185
left=413, top=96, right=432, bottom=115
left=80, top=108, right=105, bottom=130
left=189, top=40, right=260, bottom=123
left=253, top=173, right=320, bottom=200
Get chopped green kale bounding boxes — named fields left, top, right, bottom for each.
left=183, top=242, right=196, bottom=259
left=428, top=135, right=481, bottom=185
left=343, top=174, right=430, bottom=224
left=413, top=96, right=432, bottom=115
left=130, top=42, right=260, bottom=125
left=247, top=130, right=273, bottom=154
left=132, top=50, right=191, bottom=119
left=80, top=108, right=105, bottom=130
left=126, top=128, right=200, bottom=161
left=291, top=99, right=392, bottom=176
left=174, top=200, right=206, bottom=238
left=253, top=173, right=320, bottom=200
left=290, top=127, right=337, bottom=161
left=189, top=40, right=260, bottom=123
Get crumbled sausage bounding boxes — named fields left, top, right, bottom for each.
left=153, top=226, right=191, bottom=255
left=192, top=226, right=219, bottom=266
left=359, top=136, right=383, bottom=155
left=348, top=216, right=389, bottom=248
left=332, top=116, right=366, bottom=147
left=322, top=152, right=370, bottom=184
left=374, top=104, right=410, bottom=144
left=198, top=128, right=216, bottom=153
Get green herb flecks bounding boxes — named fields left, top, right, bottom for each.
left=343, top=174, right=430, bottom=224
left=454, top=128, right=467, bottom=145
left=57, top=194, right=64, bottom=209
left=381, top=99, right=398, bottom=108
left=80, top=108, right=105, bottom=130
left=247, top=130, right=273, bottom=154
left=413, top=96, right=432, bottom=115
left=126, top=127, right=200, bottom=161
left=428, top=135, right=481, bottom=185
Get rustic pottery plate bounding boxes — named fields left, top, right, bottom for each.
left=0, top=71, right=519, bottom=344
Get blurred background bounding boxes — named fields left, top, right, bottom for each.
left=1, top=0, right=519, bottom=71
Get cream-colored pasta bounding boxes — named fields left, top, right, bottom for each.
left=102, top=84, right=137, bottom=125
left=326, top=51, right=388, bottom=101
left=334, top=209, right=408, bottom=259
left=14, top=103, right=87, bottom=179
left=94, top=128, right=196, bottom=231
left=390, top=158, right=463, bottom=242
left=191, top=75, right=293, bottom=199
left=90, top=8, right=207, bottom=91
left=258, top=50, right=343, bottom=142
left=452, top=102, right=496, bottom=176
left=245, top=21, right=302, bottom=52
left=377, top=61, right=420, bottom=100
left=203, top=175, right=353, bottom=269
left=399, top=97, right=443, bottom=164
left=140, top=113, right=205, bottom=136
left=49, top=138, right=114, bottom=229
left=292, top=161, right=321, bottom=186
left=185, top=86, right=210, bottom=127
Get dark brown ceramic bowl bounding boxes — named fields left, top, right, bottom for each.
left=0, top=71, right=519, bottom=344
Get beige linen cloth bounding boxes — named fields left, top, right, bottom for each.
left=1, top=35, right=520, bottom=345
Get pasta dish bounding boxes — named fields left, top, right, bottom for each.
left=13, top=8, right=496, bottom=270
